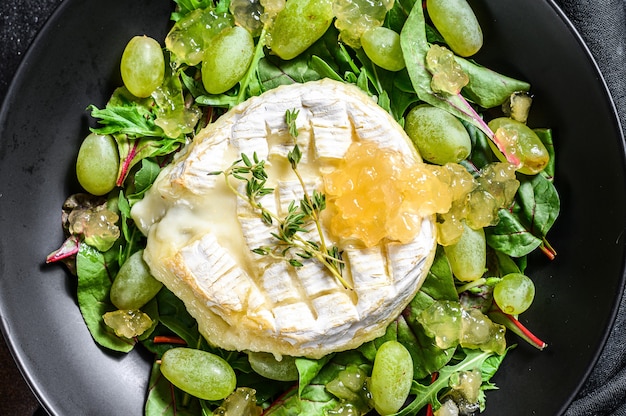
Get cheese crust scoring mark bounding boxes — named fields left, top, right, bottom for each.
left=131, top=79, right=437, bottom=358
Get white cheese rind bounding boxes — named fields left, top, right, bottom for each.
left=131, top=79, right=437, bottom=358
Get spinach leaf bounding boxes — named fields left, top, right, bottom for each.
left=76, top=243, right=134, bottom=352
left=455, top=57, right=530, bottom=109
left=535, top=128, right=555, bottom=180
left=517, top=173, right=560, bottom=238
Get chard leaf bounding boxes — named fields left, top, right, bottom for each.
left=144, top=360, right=202, bottom=416
left=76, top=243, right=134, bottom=352
left=114, top=133, right=183, bottom=186
left=486, top=208, right=542, bottom=257
left=455, top=57, right=531, bottom=109
left=156, top=288, right=202, bottom=348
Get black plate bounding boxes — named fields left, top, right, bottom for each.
left=1, top=0, right=624, bottom=415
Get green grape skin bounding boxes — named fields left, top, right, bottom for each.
left=202, top=26, right=254, bottom=94
left=76, top=133, right=119, bottom=196
left=120, top=36, right=165, bottom=98
left=426, top=0, right=483, bottom=57
left=160, top=347, right=237, bottom=401
left=443, top=222, right=486, bottom=282
left=268, top=0, right=334, bottom=60
left=369, top=341, right=413, bottom=415
left=404, top=104, right=471, bottom=165
left=110, top=250, right=163, bottom=310
left=247, top=352, right=299, bottom=381
left=487, top=117, right=550, bottom=175
left=493, top=273, right=536, bottom=315
left=361, top=27, right=405, bottom=72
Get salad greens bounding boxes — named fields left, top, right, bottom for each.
left=47, top=0, right=561, bottom=414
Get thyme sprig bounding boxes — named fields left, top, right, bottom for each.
left=209, top=109, right=350, bottom=289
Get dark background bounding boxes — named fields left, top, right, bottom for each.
left=1, top=1, right=625, bottom=415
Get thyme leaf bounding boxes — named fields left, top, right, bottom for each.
left=211, top=109, right=350, bottom=289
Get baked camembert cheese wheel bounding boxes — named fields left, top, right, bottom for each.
left=131, top=79, right=437, bottom=359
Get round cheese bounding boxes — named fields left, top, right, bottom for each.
left=131, top=79, right=437, bottom=358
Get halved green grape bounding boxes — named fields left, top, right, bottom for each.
left=110, top=250, right=163, bottom=310
left=369, top=341, right=413, bottom=415
left=268, top=0, right=334, bottom=60
left=120, top=36, right=165, bottom=98
left=361, top=27, right=405, bottom=71
left=202, top=26, right=255, bottom=94
left=443, top=222, right=486, bottom=282
left=76, top=133, right=119, bottom=196
left=160, top=347, right=237, bottom=401
left=404, top=105, right=471, bottom=165
left=426, top=0, right=483, bottom=57
left=247, top=351, right=298, bottom=381
left=493, top=272, right=536, bottom=315
left=487, top=117, right=550, bottom=175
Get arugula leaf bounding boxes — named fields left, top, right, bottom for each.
left=89, top=103, right=164, bottom=138
left=394, top=348, right=500, bottom=415
left=76, top=243, right=134, bottom=352
left=170, top=0, right=216, bottom=21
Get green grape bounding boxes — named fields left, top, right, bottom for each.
left=268, top=0, right=334, bottom=60
left=76, top=133, right=119, bottom=196
left=404, top=105, right=471, bottom=165
left=202, top=26, right=255, bottom=94
left=426, top=0, right=483, bottom=57
left=160, top=347, right=237, bottom=401
left=493, top=273, right=536, bottom=315
left=110, top=250, right=163, bottom=310
left=247, top=351, right=298, bottom=381
left=369, top=341, right=413, bottom=415
left=487, top=117, right=550, bottom=175
left=120, top=36, right=165, bottom=98
left=361, top=27, right=405, bottom=71
left=443, top=222, right=486, bottom=282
